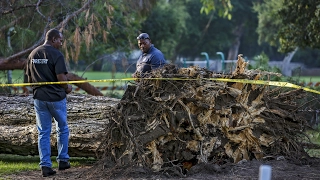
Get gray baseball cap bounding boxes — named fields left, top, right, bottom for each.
left=136, top=33, right=150, bottom=40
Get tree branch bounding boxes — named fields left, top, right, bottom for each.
left=57, top=0, right=95, bottom=30
left=0, top=16, right=23, bottom=32
left=36, top=0, right=46, bottom=20
left=4, top=0, right=95, bottom=62
left=1, top=4, right=37, bottom=15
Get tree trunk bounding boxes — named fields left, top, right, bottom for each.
left=67, top=73, right=104, bottom=96
left=0, top=57, right=27, bottom=70
left=0, top=94, right=119, bottom=157
left=281, top=47, right=298, bottom=76
left=227, top=24, right=244, bottom=60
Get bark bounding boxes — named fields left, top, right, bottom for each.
left=0, top=57, right=27, bottom=70
left=227, top=24, right=244, bottom=60
left=281, top=47, right=298, bottom=76
left=67, top=73, right=104, bottom=96
left=0, top=94, right=120, bottom=157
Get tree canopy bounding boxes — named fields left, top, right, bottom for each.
left=278, top=0, right=320, bottom=52
left=141, top=0, right=270, bottom=62
left=1, top=0, right=320, bottom=72
left=254, top=0, right=320, bottom=53
left=0, top=0, right=155, bottom=66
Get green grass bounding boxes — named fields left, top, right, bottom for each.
left=8, top=70, right=132, bottom=87
left=2, top=70, right=133, bottom=98
left=306, top=129, right=320, bottom=158
left=4, top=70, right=320, bottom=98
left=292, top=76, right=320, bottom=83
left=6, top=70, right=320, bottom=84
left=5, top=70, right=320, bottom=86
left=0, top=154, right=96, bottom=176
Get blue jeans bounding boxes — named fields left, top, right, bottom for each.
left=34, top=98, right=70, bottom=168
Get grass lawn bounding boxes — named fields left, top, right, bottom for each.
left=6, top=69, right=320, bottom=83
left=2, top=70, right=320, bottom=97
left=7, top=70, right=132, bottom=87
left=0, top=154, right=96, bottom=176
left=3, top=70, right=133, bottom=97
left=292, top=76, right=320, bottom=83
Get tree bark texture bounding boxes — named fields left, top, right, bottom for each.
left=0, top=94, right=119, bottom=157
left=0, top=58, right=27, bottom=70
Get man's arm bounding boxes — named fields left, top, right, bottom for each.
left=57, top=73, right=72, bottom=94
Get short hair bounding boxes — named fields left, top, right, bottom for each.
left=45, top=29, right=61, bottom=41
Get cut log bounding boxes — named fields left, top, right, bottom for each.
left=0, top=94, right=119, bottom=157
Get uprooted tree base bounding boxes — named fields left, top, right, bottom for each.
left=80, top=55, right=319, bottom=178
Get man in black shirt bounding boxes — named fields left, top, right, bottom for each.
left=26, top=29, right=72, bottom=177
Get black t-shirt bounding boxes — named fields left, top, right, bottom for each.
left=26, top=45, right=68, bottom=101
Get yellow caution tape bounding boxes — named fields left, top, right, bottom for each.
left=1, top=77, right=320, bottom=95
left=209, top=78, right=320, bottom=95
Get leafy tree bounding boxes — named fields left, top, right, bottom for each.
left=254, top=0, right=320, bottom=53
left=278, top=0, right=320, bottom=53
left=142, top=0, right=266, bottom=63
left=0, top=0, right=156, bottom=71
left=253, top=0, right=320, bottom=69
left=253, top=0, right=284, bottom=48
left=140, top=0, right=189, bottom=60
left=200, top=0, right=233, bottom=19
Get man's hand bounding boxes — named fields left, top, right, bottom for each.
left=65, top=84, right=72, bottom=94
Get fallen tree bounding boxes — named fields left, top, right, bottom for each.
left=87, top=55, right=318, bottom=178
left=1, top=55, right=319, bottom=178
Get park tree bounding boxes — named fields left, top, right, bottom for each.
left=141, top=0, right=262, bottom=62
left=254, top=0, right=320, bottom=54
left=139, top=0, right=190, bottom=60
left=253, top=0, right=320, bottom=74
left=278, top=0, right=320, bottom=53
left=0, top=0, right=156, bottom=71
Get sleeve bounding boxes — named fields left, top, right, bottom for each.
left=150, top=52, right=166, bottom=69
left=25, top=59, right=31, bottom=83
left=55, top=54, right=68, bottom=75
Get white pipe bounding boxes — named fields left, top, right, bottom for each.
left=259, top=165, right=272, bottom=180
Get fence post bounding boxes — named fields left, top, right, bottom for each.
left=216, top=52, right=225, bottom=71
left=201, top=52, right=209, bottom=69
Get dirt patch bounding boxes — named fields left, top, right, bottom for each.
left=3, top=157, right=320, bottom=179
